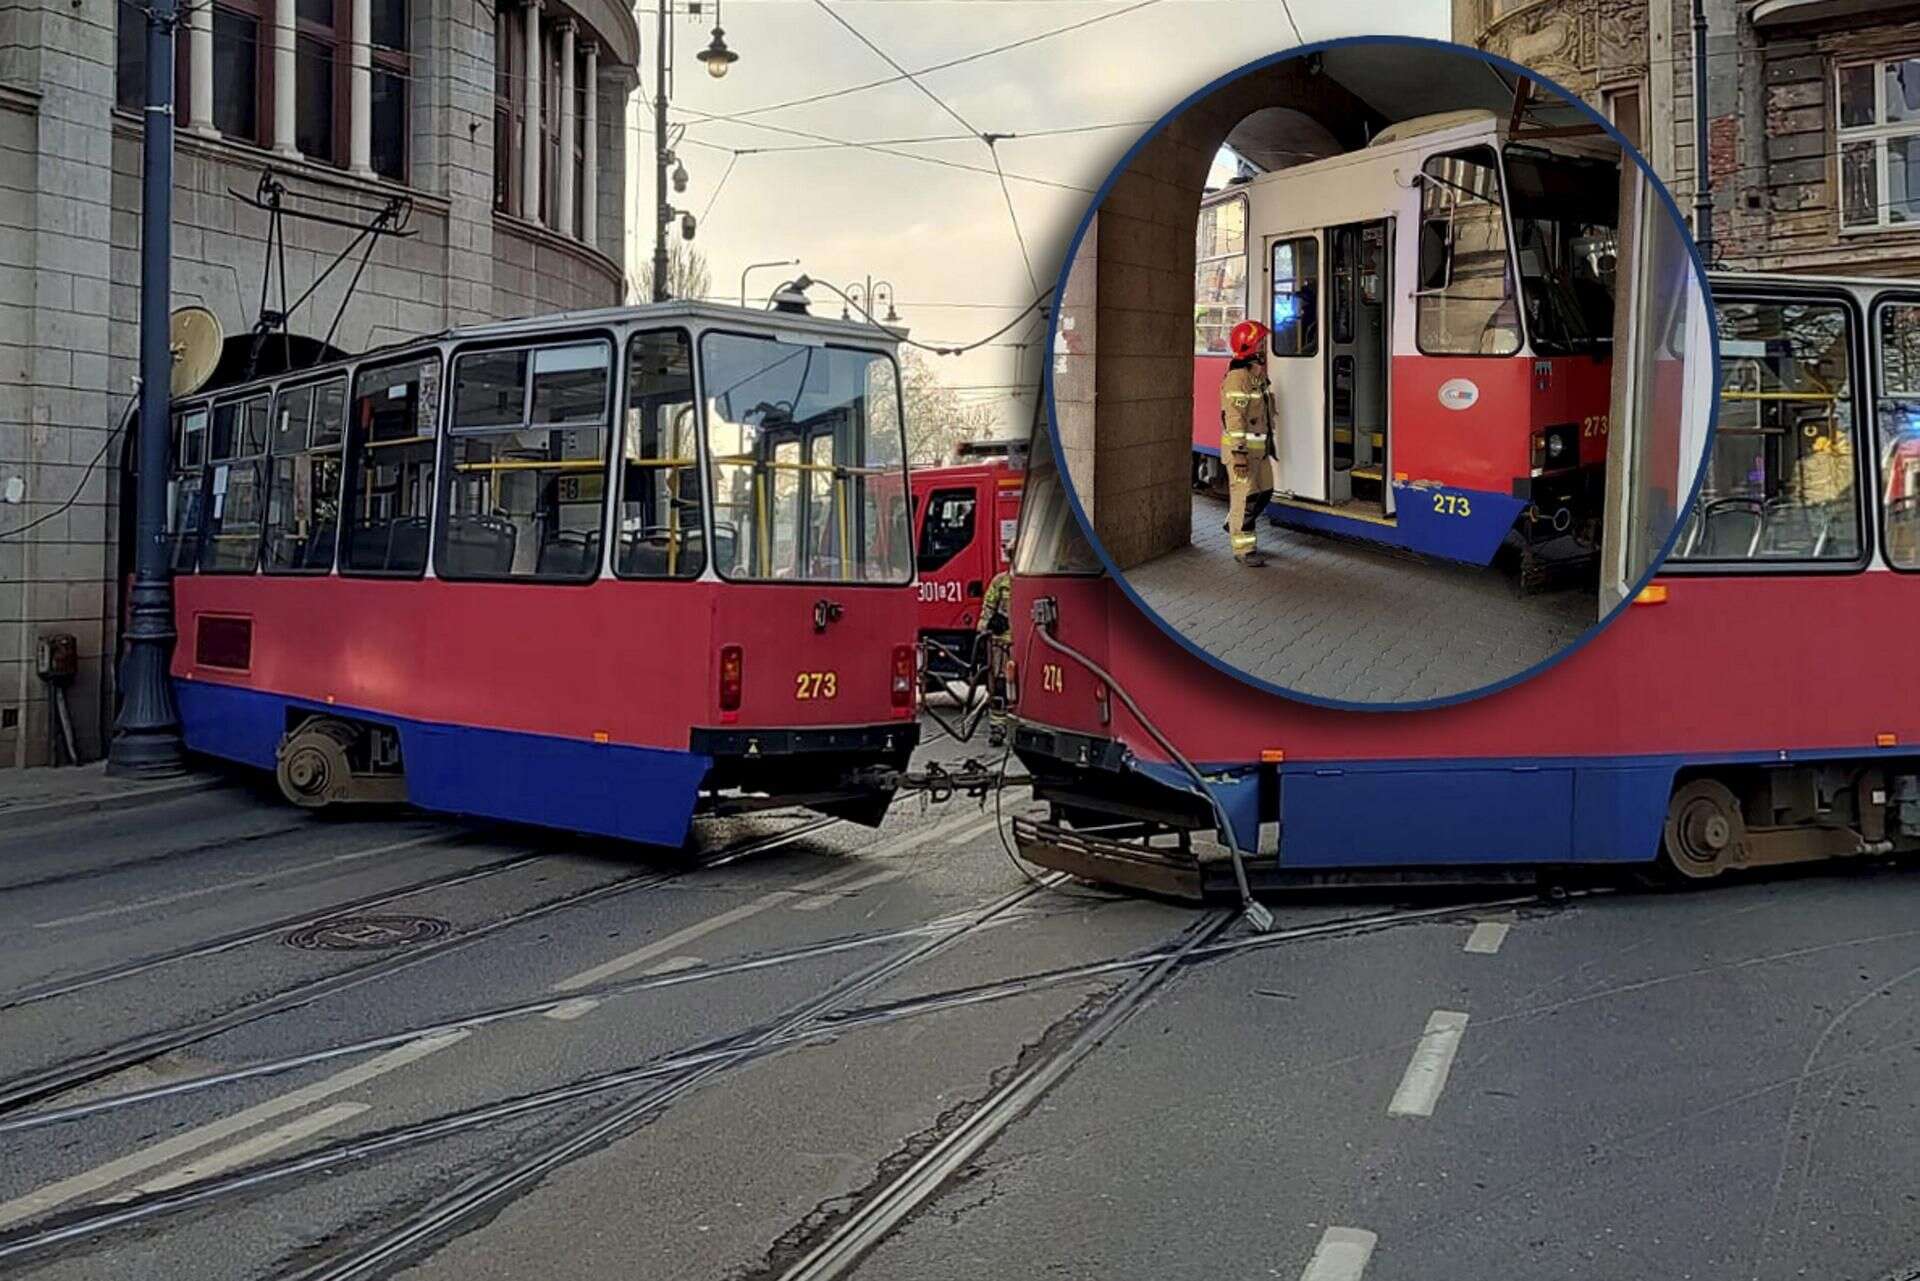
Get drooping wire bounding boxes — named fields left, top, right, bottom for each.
left=803, top=277, right=1050, bottom=356
left=0, top=393, right=138, bottom=543
left=811, top=0, right=979, bottom=137
left=986, top=137, right=1039, bottom=295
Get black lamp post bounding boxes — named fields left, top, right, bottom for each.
left=653, top=1, right=739, bottom=302
left=109, top=0, right=186, bottom=777
left=842, top=276, right=901, bottom=325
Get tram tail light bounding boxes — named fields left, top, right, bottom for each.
left=1004, top=657, right=1018, bottom=706
left=890, top=645, right=915, bottom=713
left=718, top=644, right=744, bottom=717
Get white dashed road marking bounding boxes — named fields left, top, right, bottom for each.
left=1299, top=1227, right=1378, bottom=1281
left=542, top=998, right=601, bottom=1022
left=790, top=866, right=909, bottom=911
left=1387, top=1010, right=1470, bottom=1118
left=136, top=1102, right=371, bottom=1193
left=1464, top=921, right=1510, bottom=954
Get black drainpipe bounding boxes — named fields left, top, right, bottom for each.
left=1692, top=0, right=1714, bottom=264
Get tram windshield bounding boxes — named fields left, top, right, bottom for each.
left=701, top=333, right=912, bottom=584
left=1502, top=147, right=1619, bottom=357
left=1013, top=427, right=1102, bottom=578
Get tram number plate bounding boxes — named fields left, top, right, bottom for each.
left=917, top=580, right=963, bottom=604
left=1040, top=663, right=1064, bottom=693
left=1582, top=415, right=1609, bottom=438
left=1430, top=493, right=1473, bottom=517
left=795, top=671, right=839, bottom=700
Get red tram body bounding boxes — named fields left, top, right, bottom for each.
left=1190, top=110, right=1620, bottom=568
left=1016, top=272, right=1920, bottom=893
left=156, top=302, right=921, bottom=845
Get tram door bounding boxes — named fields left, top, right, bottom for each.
left=1325, top=219, right=1391, bottom=514
left=1266, top=230, right=1326, bottom=503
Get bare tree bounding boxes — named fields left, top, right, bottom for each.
left=637, top=244, right=714, bottom=303
left=900, top=349, right=999, bottom=463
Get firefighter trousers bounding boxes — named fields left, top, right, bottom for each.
left=1226, top=446, right=1274, bottom=557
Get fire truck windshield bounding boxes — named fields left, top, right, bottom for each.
left=1502, top=147, right=1620, bottom=357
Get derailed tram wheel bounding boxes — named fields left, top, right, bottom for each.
left=1662, top=778, right=1746, bottom=879
left=276, top=718, right=360, bottom=809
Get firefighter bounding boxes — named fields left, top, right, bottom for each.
left=1221, top=319, right=1277, bottom=566
left=977, top=542, right=1014, bottom=746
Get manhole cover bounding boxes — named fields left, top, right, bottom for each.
left=285, top=914, right=452, bottom=951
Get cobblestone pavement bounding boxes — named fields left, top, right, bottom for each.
left=1120, top=492, right=1598, bottom=703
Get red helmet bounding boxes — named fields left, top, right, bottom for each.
left=1229, top=320, right=1269, bottom=360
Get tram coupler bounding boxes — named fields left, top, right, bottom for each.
left=892, top=757, right=1029, bottom=805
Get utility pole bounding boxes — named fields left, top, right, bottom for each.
left=1691, top=0, right=1714, bottom=265
left=109, top=0, right=186, bottom=776
left=652, top=0, right=671, bottom=302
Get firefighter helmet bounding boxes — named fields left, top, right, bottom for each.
left=1229, top=320, right=1269, bottom=360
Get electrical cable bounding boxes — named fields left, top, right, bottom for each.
left=0, top=393, right=138, bottom=543
left=803, top=277, right=1050, bottom=356
left=812, top=0, right=979, bottom=138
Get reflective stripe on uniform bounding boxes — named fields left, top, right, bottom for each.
left=1230, top=530, right=1258, bottom=552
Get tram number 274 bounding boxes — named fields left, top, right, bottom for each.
left=795, top=671, right=839, bottom=700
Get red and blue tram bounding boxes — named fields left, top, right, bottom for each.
left=1015, top=271, right=1920, bottom=895
left=1191, top=109, right=1621, bottom=571
left=152, top=301, right=921, bottom=845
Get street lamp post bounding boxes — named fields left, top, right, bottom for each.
left=110, top=0, right=186, bottom=776
left=740, top=258, right=800, bottom=308
left=652, top=1, right=738, bottom=302
left=841, top=276, right=901, bottom=325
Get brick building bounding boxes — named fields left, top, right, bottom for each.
left=0, top=0, right=638, bottom=765
left=1455, top=0, right=1920, bottom=273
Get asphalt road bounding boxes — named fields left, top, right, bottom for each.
left=1, top=738, right=1917, bottom=1281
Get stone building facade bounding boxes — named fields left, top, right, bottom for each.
left=0, top=0, right=638, bottom=766
left=1456, top=0, right=1920, bottom=274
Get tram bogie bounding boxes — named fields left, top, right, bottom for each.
left=150, top=299, right=921, bottom=842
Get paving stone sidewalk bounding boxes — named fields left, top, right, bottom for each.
left=0, top=760, right=223, bottom=825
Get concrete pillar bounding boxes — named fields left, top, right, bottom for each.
left=556, top=19, right=576, bottom=237
left=581, top=41, right=599, bottom=249
left=348, top=0, right=373, bottom=175
left=273, top=0, right=298, bottom=157
left=187, top=1, right=217, bottom=137
left=520, top=0, right=542, bottom=222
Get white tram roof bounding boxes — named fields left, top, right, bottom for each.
left=1705, top=268, right=1920, bottom=294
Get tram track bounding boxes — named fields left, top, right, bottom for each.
left=0, top=816, right=843, bottom=1119
left=0, top=885, right=1561, bottom=1272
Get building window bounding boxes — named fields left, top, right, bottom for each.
left=295, top=0, right=340, bottom=163
left=1837, top=58, right=1920, bottom=230
left=1194, top=196, right=1247, bottom=356
left=370, top=0, right=409, bottom=181
left=617, top=329, right=704, bottom=579
left=116, top=0, right=190, bottom=117
left=211, top=5, right=264, bottom=144
left=494, top=6, right=521, bottom=211
left=1269, top=236, right=1318, bottom=358
left=342, top=354, right=440, bottom=576
left=201, top=392, right=273, bottom=573
left=1415, top=146, right=1521, bottom=356
left=1674, top=297, right=1864, bottom=565
left=264, top=378, right=347, bottom=573
left=441, top=340, right=612, bottom=580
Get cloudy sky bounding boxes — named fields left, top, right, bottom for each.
left=624, top=0, right=1449, bottom=433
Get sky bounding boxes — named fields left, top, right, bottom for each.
left=622, top=0, right=1450, bottom=434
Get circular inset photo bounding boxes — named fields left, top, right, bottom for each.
left=1046, top=36, right=1716, bottom=709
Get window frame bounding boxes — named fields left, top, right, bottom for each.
left=197, top=386, right=277, bottom=575
left=613, top=325, right=708, bottom=581
left=1870, top=289, right=1920, bottom=573
left=1835, top=57, right=1920, bottom=234
left=261, top=371, right=351, bottom=576
left=1663, top=282, right=1874, bottom=578
left=434, top=330, right=616, bottom=585
left=166, top=399, right=214, bottom=575
left=368, top=0, right=410, bottom=183
left=1412, top=144, right=1526, bottom=359
left=915, top=485, right=979, bottom=575
left=339, top=347, right=445, bottom=580
left=1194, top=192, right=1249, bottom=358
left=1267, top=234, right=1319, bottom=359
left=698, top=329, right=912, bottom=588
left=493, top=4, right=521, bottom=212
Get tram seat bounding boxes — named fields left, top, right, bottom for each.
left=536, top=530, right=599, bottom=577
left=385, top=517, right=430, bottom=572
left=1759, top=501, right=1819, bottom=558
left=1697, top=498, right=1764, bottom=558
left=1889, top=495, right=1920, bottom=565
left=443, top=514, right=518, bottom=577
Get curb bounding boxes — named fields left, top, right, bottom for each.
left=0, top=775, right=227, bottom=828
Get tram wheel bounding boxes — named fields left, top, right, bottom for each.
left=1661, top=778, right=1747, bottom=879
left=276, top=718, right=360, bottom=809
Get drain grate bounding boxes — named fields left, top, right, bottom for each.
left=285, top=914, right=452, bottom=951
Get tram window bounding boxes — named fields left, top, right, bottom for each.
left=263, top=377, right=347, bottom=574
left=917, top=487, right=977, bottom=573
left=200, top=392, right=272, bottom=573
left=1875, top=300, right=1920, bottom=569
left=1503, top=146, right=1619, bottom=357
left=617, top=328, right=705, bottom=579
left=1416, top=147, right=1522, bottom=357
left=1672, top=298, right=1864, bottom=566
left=1195, top=196, right=1248, bottom=356
left=1013, top=430, right=1103, bottom=578
left=440, top=340, right=611, bottom=582
left=167, top=406, right=209, bottom=573
left=342, top=354, right=441, bottom=576
left=700, top=332, right=912, bottom=584
left=1269, top=238, right=1318, bottom=357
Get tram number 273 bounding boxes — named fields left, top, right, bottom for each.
left=795, top=671, right=840, bottom=700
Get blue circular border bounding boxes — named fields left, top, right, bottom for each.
left=1041, top=32, right=1724, bottom=715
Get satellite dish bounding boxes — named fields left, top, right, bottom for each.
left=169, top=306, right=223, bottom=398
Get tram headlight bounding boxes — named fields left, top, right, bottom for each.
left=1531, top=424, right=1577, bottom=473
